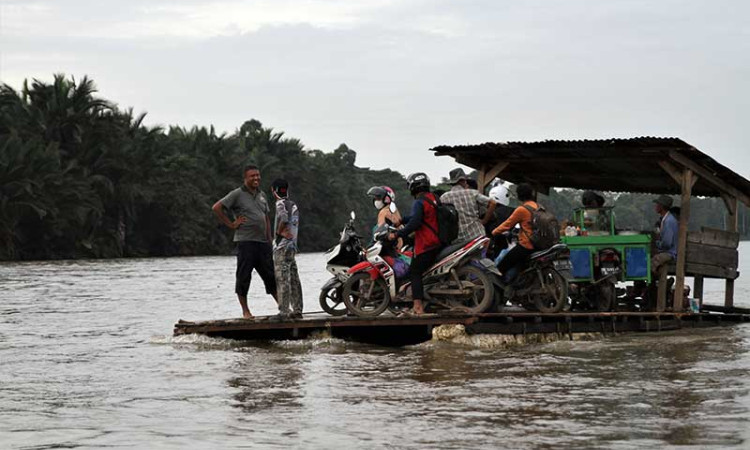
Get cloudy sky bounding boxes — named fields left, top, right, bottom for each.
left=2, top=0, right=749, bottom=181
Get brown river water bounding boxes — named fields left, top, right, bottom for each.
left=1, top=244, right=749, bottom=449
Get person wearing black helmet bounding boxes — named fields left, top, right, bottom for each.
left=367, top=186, right=402, bottom=228
left=387, top=173, right=442, bottom=315
left=368, top=185, right=404, bottom=251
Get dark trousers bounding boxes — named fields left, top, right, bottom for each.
left=497, top=245, right=534, bottom=275
left=410, top=247, right=440, bottom=300
left=235, top=241, right=277, bottom=297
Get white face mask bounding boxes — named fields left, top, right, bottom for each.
left=374, top=200, right=385, bottom=210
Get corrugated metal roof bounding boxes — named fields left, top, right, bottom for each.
left=430, top=137, right=750, bottom=203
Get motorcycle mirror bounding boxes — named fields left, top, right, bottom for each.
left=350, top=211, right=356, bottom=221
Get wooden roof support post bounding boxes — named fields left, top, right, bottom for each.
left=673, top=168, right=695, bottom=311
left=725, top=195, right=738, bottom=309
left=478, top=161, right=509, bottom=193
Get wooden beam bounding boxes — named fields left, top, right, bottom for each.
left=669, top=150, right=750, bottom=207
left=673, top=168, right=694, bottom=311
left=478, top=161, right=509, bottom=192
left=693, top=276, right=704, bottom=301
left=692, top=226, right=740, bottom=248
left=658, top=160, right=683, bottom=186
left=725, top=195, right=738, bottom=309
left=725, top=195, right=739, bottom=229
left=667, top=261, right=739, bottom=280
left=725, top=279, right=735, bottom=309
left=657, top=265, right=668, bottom=312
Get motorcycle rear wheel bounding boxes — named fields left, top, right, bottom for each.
left=534, top=267, right=568, bottom=313
left=342, top=273, right=391, bottom=317
left=319, top=287, right=348, bottom=316
left=452, top=265, right=495, bottom=314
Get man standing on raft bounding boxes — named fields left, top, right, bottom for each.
left=212, top=165, right=277, bottom=318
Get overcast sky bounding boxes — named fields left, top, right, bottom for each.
left=2, top=0, right=749, bottom=182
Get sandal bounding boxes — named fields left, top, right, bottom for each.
left=397, top=309, right=427, bottom=317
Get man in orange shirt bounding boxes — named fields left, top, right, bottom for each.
left=492, top=183, right=537, bottom=277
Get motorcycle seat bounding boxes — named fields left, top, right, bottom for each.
left=436, top=240, right=470, bottom=261
left=530, top=243, right=567, bottom=260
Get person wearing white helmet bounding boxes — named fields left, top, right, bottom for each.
left=485, top=182, right=516, bottom=258
left=489, top=184, right=510, bottom=206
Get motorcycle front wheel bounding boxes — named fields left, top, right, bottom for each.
left=534, top=267, right=568, bottom=313
left=342, top=273, right=391, bottom=317
left=319, top=286, right=348, bottom=316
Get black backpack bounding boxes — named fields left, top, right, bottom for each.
left=423, top=196, right=459, bottom=245
left=522, top=203, right=559, bottom=250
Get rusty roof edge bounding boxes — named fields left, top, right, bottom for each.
left=429, top=137, right=750, bottom=204
left=430, top=137, right=689, bottom=153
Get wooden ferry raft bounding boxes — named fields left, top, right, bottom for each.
left=174, top=309, right=750, bottom=346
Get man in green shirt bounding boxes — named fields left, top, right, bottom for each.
left=212, top=165, right=277, bottom=318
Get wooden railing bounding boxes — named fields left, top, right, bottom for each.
left=662, top=227, right=740, bottom=310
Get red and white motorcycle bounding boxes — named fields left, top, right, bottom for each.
left=341, top=228, right=498, bottom=317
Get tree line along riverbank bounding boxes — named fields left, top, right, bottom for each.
left=1, top=75, right=747, bottom=261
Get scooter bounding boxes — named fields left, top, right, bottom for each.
left=493, top=231, right=570, bottom=313
left=342, top=227, right=498, bottom=317
left=319, top=212, right=364, bottom=316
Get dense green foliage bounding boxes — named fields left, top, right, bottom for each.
left=0, top=75, right=747, bottom=260
left=0, top=75, right=409, bottom=260
left=537, top=189, right=748, bottom=235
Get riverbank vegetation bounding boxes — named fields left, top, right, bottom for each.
left=1, top=75, right=747, bottom=260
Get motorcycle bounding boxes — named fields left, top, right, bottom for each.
left=341, top=227, right=497, bottom=317
left=568, top=248, right=620, bottom=311
left=493, top=231, right=570, bottom=313
left=319, top=212, right=365, bottom=316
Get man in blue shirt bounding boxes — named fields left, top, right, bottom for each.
left=652, top=195, right=679, bottom=273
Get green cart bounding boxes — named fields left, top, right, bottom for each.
left=561, top=207, right=651, bottom=310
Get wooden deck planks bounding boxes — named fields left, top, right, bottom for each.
left=173, top=310, right=750, bottom=346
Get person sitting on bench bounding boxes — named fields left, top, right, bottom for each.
left=652, top=194, right=678, bottom=273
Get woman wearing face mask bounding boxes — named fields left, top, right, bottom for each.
left=367, top=186, right=403, bottom=251
left=367, top=186, right=402, bottom=228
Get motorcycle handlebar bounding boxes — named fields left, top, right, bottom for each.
left=373, top=225, right=398, bottom=242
